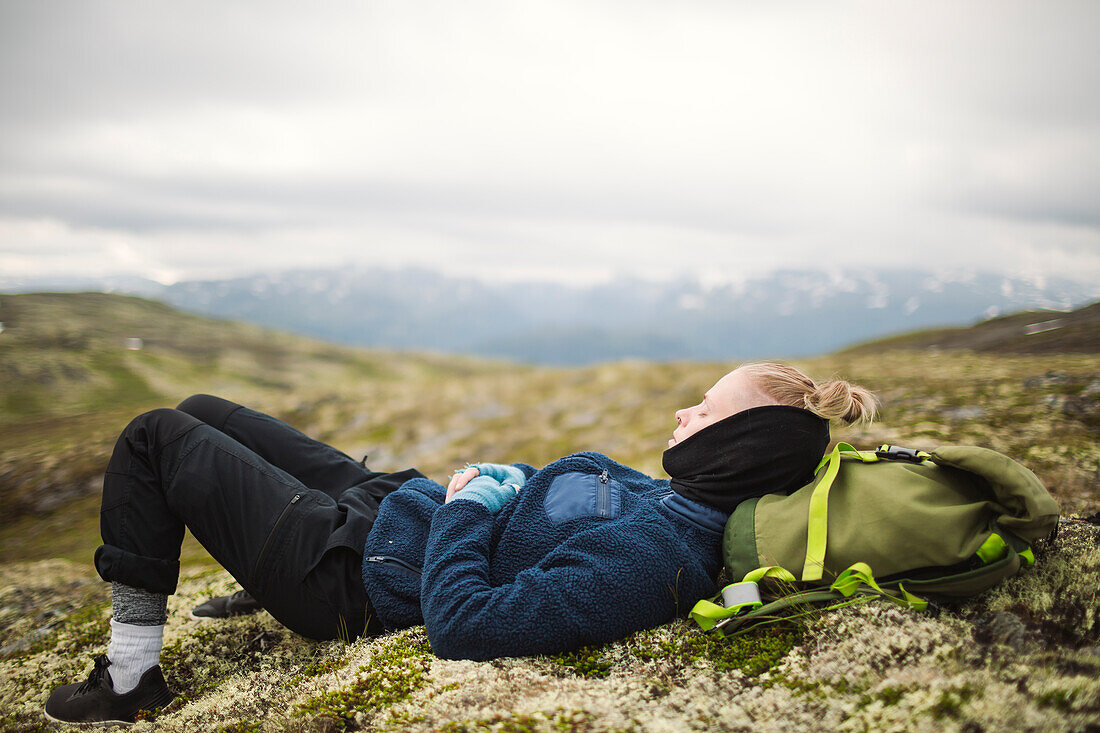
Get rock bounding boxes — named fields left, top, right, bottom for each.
left=1042, top=394, right=1064, bottom=409
left=0, top=618, right=61, bottom=658
left=1062, top=389, right=1100, bottom=432
left=565, top=411, right=599, bottom=428
left=30, top=483, right=86, bottom=514
left=1062, top=395, right=1098, bottom=415
left=1023, top=371, right=1072, bottom=388
left=974, top=610, right=1031, bottom=651
left=469, top=402, right=509, bottom=420
left=940, top=407, right=986, bottom=421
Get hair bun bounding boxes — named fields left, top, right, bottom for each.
left=804, top=379, right=878, bottom=425
left=738, top=362, right=878, bottom=425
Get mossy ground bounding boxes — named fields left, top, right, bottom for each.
left=550, top=623, right=803, bottom=681
left=1, top=298, right=1099, bottom=730
left=3, top=509, right=1097, bottom=731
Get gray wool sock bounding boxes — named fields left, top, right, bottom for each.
left=111, top=582, right=168, bottom=626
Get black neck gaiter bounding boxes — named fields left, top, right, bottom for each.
left=662, top=405, right=830, bottom=514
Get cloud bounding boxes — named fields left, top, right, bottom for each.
left=1, top=1, right=1098, bottom=284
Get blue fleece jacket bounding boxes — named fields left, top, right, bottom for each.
left=361, top=451, right=726, bottom=661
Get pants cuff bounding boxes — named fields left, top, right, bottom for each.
left=94, top=545, right=180, bottom=595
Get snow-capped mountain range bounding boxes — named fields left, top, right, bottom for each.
left=3, top=268, right=1095, bottom=364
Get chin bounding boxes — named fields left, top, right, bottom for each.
left=667, top=438, right=676, bottom=448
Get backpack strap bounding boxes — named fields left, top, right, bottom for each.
left=689, top=582, right=763, bottom=631
left=802, top=443, right=931, bottom=582
left=829, top=563, right=927, bottom=610
left=689, top=562, right=928, bottom=636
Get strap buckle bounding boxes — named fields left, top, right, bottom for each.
left=875, top=444, right=927, bottom=463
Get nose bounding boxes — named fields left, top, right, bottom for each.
left=675, top=408, right=687, bottom=426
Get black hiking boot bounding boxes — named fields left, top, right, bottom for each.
left=190, top=588, right=262, bottom=620
left=43, top=654, right=176, bottom=725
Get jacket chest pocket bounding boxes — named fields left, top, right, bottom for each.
left=543, top=470, right=622, bottom=525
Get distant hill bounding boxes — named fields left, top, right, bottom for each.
left=0, top=292, right=370, bottom=420
left=0, top=292, right=504, bottom=526
left=840, top=301, right=1100, bottom=355
left=0, top=291, right=495, bottom=421
left=3, top=266, right=1096, bottom=364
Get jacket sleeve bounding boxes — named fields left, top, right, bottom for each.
left=420, top=500, right=686, bottom=660
left=398, top=477, right=447, bottom=503
left=513, top=462, right=538, bottom=480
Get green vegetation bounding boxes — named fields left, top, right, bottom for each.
left=623, top=621, right=802, bottom=677
left=929, top=683, right=980, bottom=720
left=857, top=684, right=911, bottom=709
left=1, top=293, right=1098, bottom=731
left=550, top=646, right=615, bottom=679
left=293, top=633, right=433, bottom=730
left=216, top=722, right=266, bottom=733
left=439, top=709, right=598, bottom=733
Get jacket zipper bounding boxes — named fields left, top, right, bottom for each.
left=253, top=493, right=301, bottom=577
left=596, top=470, right=611, bottom=517
left=364, top=555, right=423, bottom=578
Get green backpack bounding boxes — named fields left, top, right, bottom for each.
left=690, top=443, right=1061, bottom=636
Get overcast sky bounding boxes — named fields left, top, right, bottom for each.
left=1, top=1, right=1098, bottom=286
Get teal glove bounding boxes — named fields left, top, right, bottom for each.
left=473, top=462, right=527, bottom=490
left=452, top=475, right=519, bottom=514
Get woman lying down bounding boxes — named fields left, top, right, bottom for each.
left=45, top=362, right=874, bottom=725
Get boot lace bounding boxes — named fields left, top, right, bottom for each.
left=76, top=655, right=111, bottom=694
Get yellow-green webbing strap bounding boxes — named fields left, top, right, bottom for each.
left=692, top=563, right=929, bottom=635
left=743, top=566, right=798, bottom=583
left=976, top=532, right=1007, bottom=563
left=689, top=581, right=763, bottom=631
left=803, top=443, right=878, bottom=581
left=812, top=442, right=880, bottom=474
left=976, top=531, right=1035, bottom=566
left=830, top=562, right=928, bottom=610
left=688, top=566, right=796, bottom=631
left=688, top=598, right=738, bottom=632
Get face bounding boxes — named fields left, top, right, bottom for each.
left=668, top=368, right=779, bottom=448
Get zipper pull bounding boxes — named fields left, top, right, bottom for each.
left=599, top=470, right=609, bottom=484
left=291, top=494, right=301, bottom=504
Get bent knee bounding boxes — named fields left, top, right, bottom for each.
left=126, top=407, right=198, bottom=438
left=176, top=394, right=240, bottom=429
left=176, top=393, right=221, bottom=414
left=107, top=408, right=203, bottom=476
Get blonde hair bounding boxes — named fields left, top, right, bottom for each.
left=738, top=362, right=878, bottom=425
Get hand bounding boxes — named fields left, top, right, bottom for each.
left=449, top=475, right=519, bottom=514
left=446, top=466, right=480, bottom=503
left=473, top=462, right=526, bottom=489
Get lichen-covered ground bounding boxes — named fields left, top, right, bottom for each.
left=2, top=347, right=1099, bottom=731
left=2, top=518, right=1097, bottom=732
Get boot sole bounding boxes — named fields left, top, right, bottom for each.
left=44, top=709, right=134, bottom=726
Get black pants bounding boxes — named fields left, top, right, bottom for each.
left=93, top=395, right=424, bottom=640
